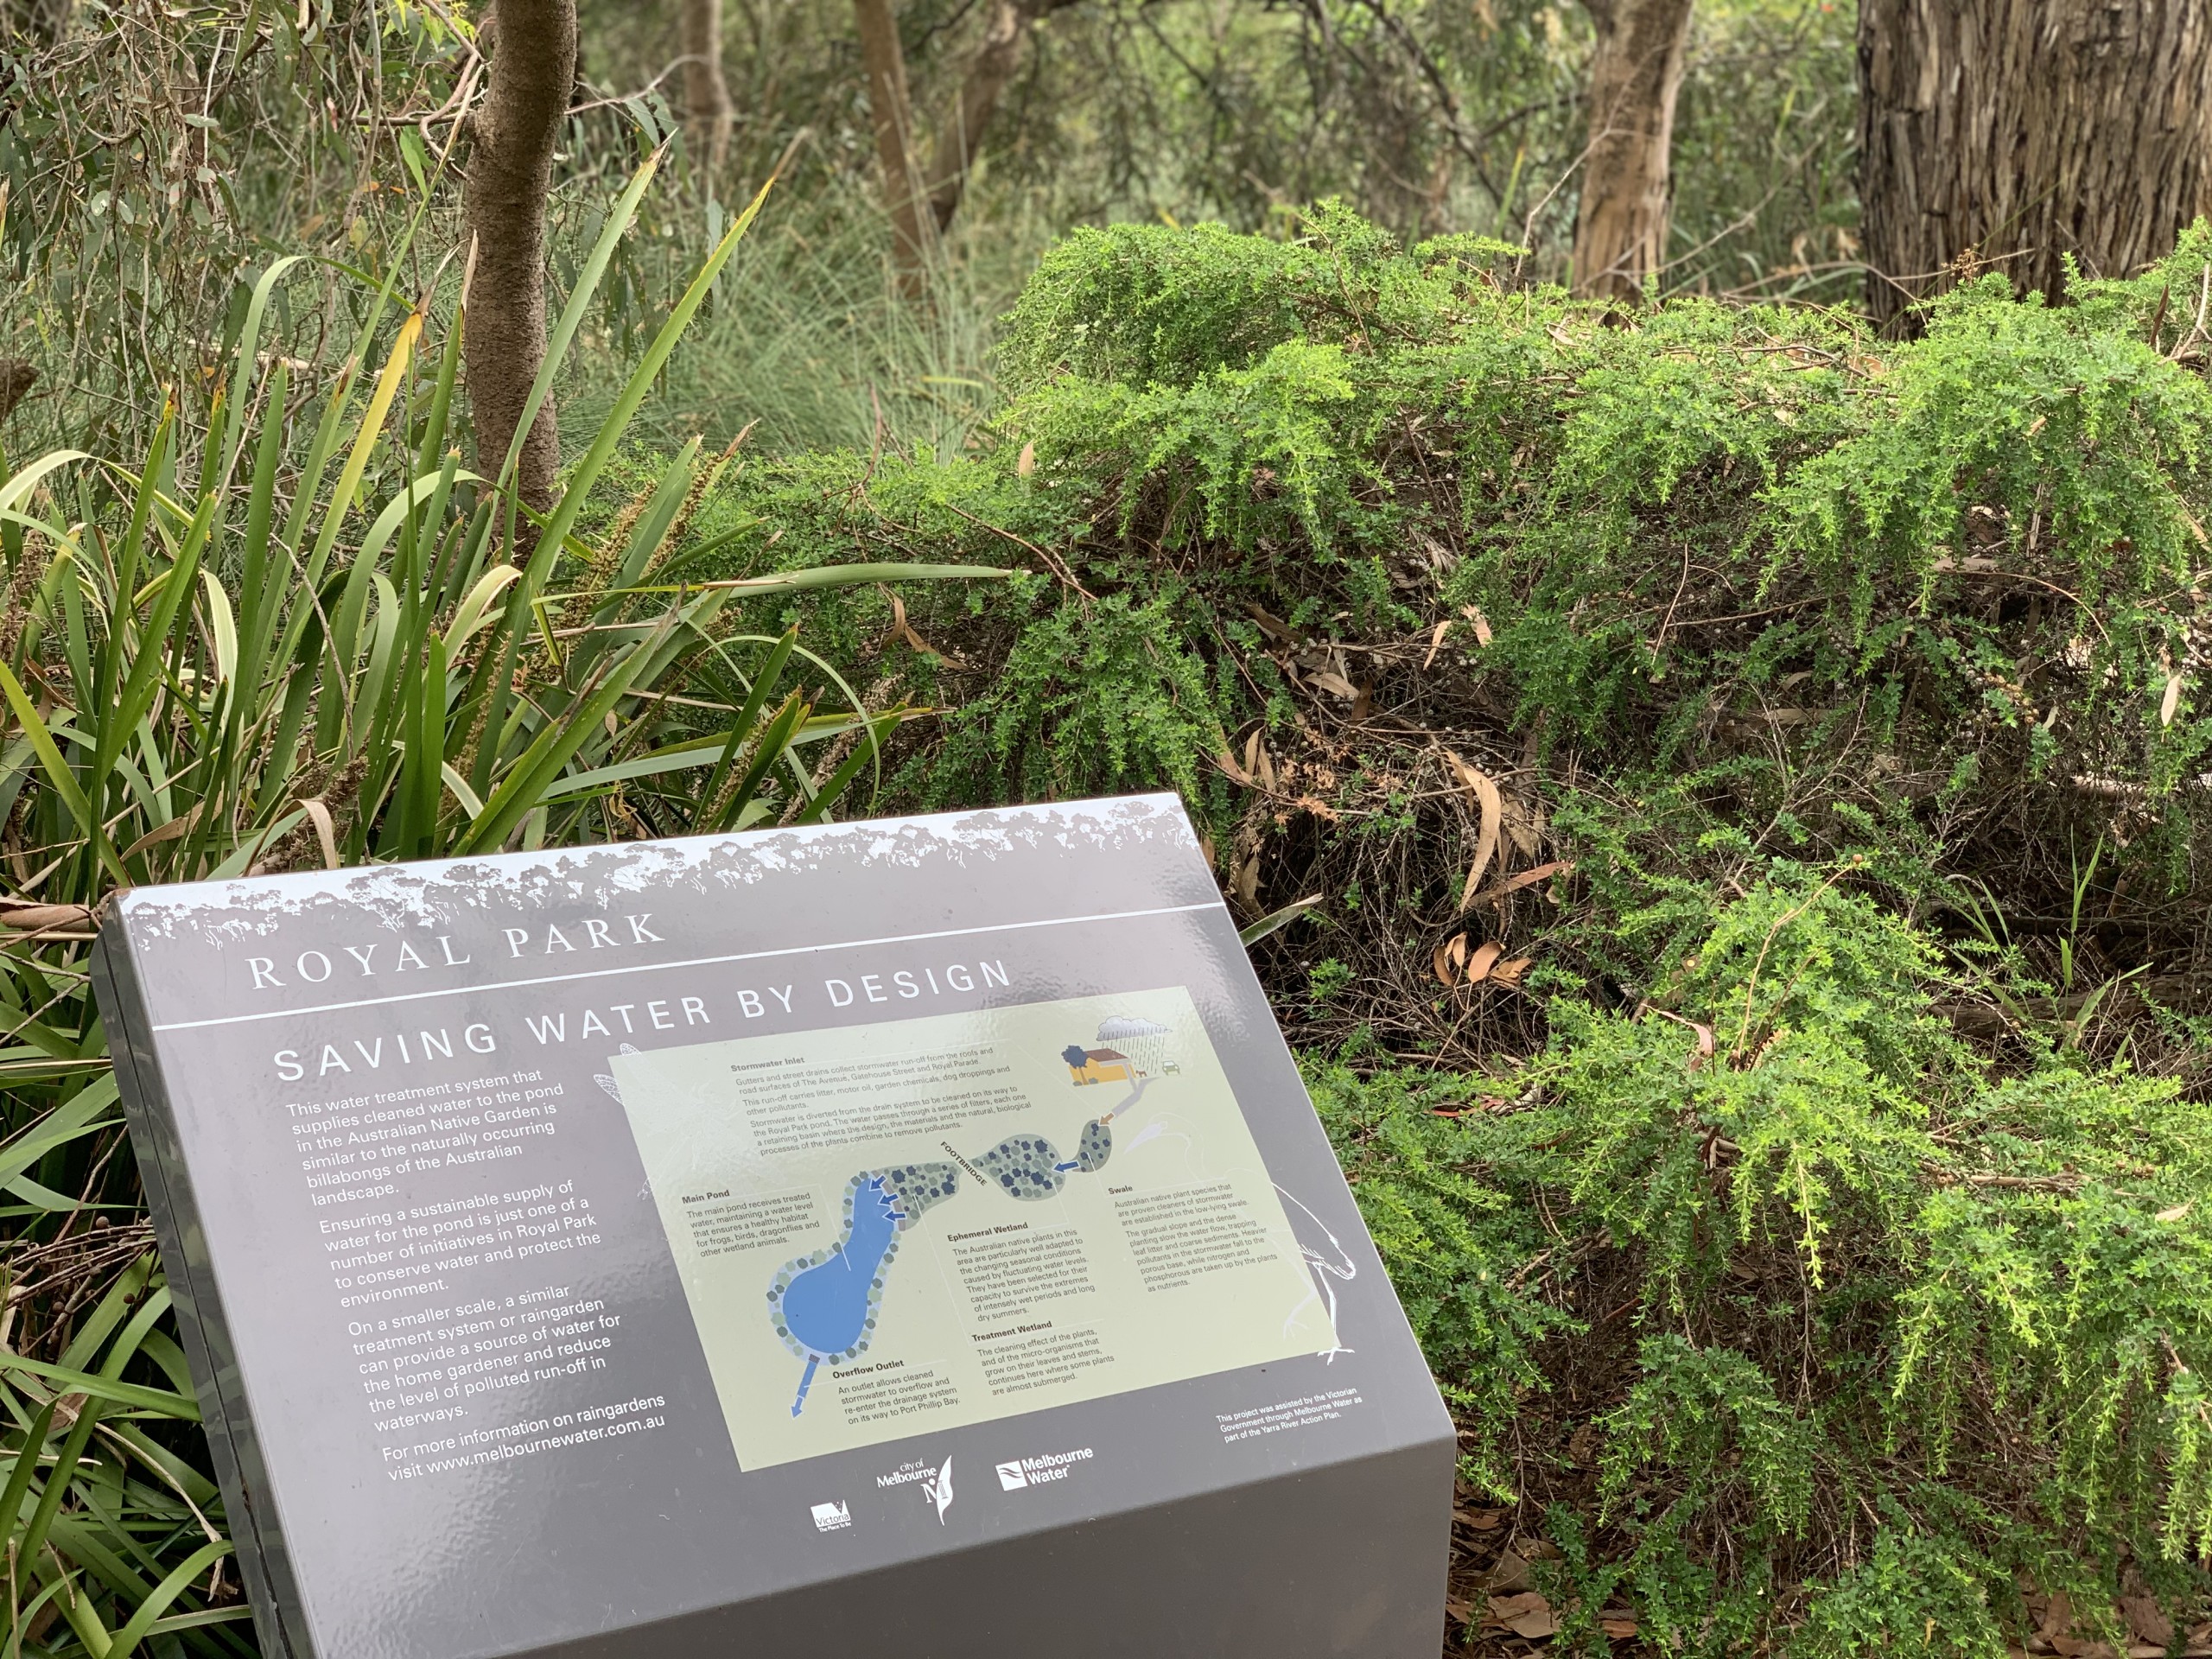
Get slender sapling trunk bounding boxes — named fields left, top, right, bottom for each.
left=464, top=0, right=577, bottom=522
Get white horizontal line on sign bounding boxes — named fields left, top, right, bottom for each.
left=146, top=902, right=1223, bottom=1033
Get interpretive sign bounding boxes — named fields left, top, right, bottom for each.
left=93, top=795, right=1454, bottom=1659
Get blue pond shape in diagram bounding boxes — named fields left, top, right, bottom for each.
left=769, top=1040, right=1160, bottom=1420
left=769, top=1164, right=959, bottom=1416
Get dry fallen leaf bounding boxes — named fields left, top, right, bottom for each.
left=1447, top=752, right=1503, bottom=912
left=1484, top=1550, right=1535, bottom=1593
left=1599, top=1610, right=1640, bottom=1639
left=1308, top=670, right=1361, bottom=700
left=1247, top=604, right=1305, bottom=647
left=1484, top=1545, right=1555, bottom=1592
left=0, top=902, right=98, bottom=932
left=1487, top=1592, right=1559, bottom=1639
left=1465, top=940, right=1504, bottom=986
left=878, top=587, right=967, bottom=667
left=1460, top=602, right=1495, bottom=646
left=2122, top=1593, right=2175, bottom=1649
left=300, top=796, right=340, bottom=871
left=1233, top=855, right=1261, bottom=911
left=2039, top=1590, right=2075, bottom=1649
left=2039, top=1592, right=2126, bottom=1659
left=1423, top=618, right=1452, bottom=669
left=1468, top=860, right=1576, bottom=910
left=1491, top=955, right=1533, bottom=985
left=1242, top=729, right=1278, bottom=791
left=2163, top=671, right=2185, bottom=727
left=1502, top=793, right=1544, bottom=860
left=2156, top=1202, right=2192, bottom=1224
left=120, top=810, right=197, bottom=861
left=1016, top=439, right=1037, bottom=476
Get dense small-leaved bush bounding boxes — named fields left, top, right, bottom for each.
left=1308, top=876, right=2212, bottom=1654
left=700, top=204, right=2212, bottom=870
left=673, top=207, right=2212, bottom=1647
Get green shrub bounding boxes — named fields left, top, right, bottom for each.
left=1306, top=874, right=2212, bottom=1652
left=671, top=208, right=2212, bottom=1644
left=698, top=208, right=2212, bottom=950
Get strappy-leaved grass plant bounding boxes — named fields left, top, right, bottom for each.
left=0, top=153, right=1004, bottom=1657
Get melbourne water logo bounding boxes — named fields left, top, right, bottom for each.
left=810, top=1501, right=851, bottom=1533
left=995, top=1446, right=1095, bottom=1491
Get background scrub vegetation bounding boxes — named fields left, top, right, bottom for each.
left=661, top=213, right=2212, bottom=1653
left=1, top=0, right=2211, bottom=1651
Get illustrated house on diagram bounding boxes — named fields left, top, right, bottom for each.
left=1062, top=1044, right=1131, bottom=1085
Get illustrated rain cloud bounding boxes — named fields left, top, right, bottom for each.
left=1095, top=1016, right=1170, bottom=1041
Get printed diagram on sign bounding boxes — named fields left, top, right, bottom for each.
left=767, top=1016, right=1174, bottom=1419
left=1062, top=1015, right=1179, bottom=1088
left=613, top=984, right=1337, bottom=1471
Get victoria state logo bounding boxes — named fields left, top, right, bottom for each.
left=810, top=1501, right=852, bottom=1533
left=995, top=1446, right=1095, bottom=1491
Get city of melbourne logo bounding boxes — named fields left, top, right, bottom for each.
left=875, top=1454, right=956, bottom=1522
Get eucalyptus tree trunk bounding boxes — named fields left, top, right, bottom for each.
left=681, top=0, right=734, bottom=178
left=464, top=0, right=577, bottom=518
left=1859, top=0, right=2212, bottom=330
left=1570, top=0, right=1695, bottom=300
left=924, top=0, right=1027, bottom=231
left=853, top=0, right=930, bottom=294
left=930, top=0, right=1079, bottom=232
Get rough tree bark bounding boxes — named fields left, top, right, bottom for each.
left=1859, top=0, right=2212, bottom=330
left=1570, top=0, right=1696, bottom=301
left=464, top=0, right=577, bottom=519
left=681, top=0, right=734, bottom=178
left=853, top=0, right=931, bottom=294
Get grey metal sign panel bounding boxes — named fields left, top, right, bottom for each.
left=93, top=795, right=1453, bottom=1659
